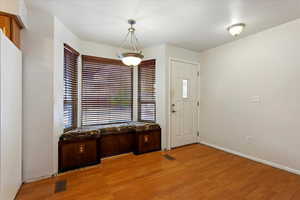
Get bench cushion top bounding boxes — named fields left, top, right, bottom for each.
left=60, top=122, right=160, bottom=141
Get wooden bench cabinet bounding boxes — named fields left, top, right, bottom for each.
left=100, top=129, right=161, bottom=157
left=59, top=139, right=101, bottom=172
left=134, top=129, right=161, bottom=155
left=58, top=122, right=161, bottom=172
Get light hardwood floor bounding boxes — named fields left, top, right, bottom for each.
left=17, top=144, right=300, bottom=200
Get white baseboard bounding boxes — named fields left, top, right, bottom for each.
left=23, top=174, right=53, bottom=183
left=200, top=141, right=300, bottom=176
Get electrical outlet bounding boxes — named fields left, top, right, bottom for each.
left=246, top=136, right=253, bottom=144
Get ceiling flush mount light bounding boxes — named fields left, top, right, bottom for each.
left=227, top=23, right=246, bottom=37
left=117, top=19, right=144, bottom=67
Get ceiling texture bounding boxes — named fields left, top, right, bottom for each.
left=26, top=0, right=300, bottom=52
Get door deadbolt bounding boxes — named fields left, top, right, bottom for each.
left=171, top=104, right=176, bottom=113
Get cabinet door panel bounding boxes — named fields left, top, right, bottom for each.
left=135, top=130, right=161, bottom=154
left=118, top=133, right=134, bottom=153
left=100, top=135, right=120, bottom=157
left=61, top=143, right=80, bottom=169
left=149, top=131, right=161, bottom=150
left=78, top=140, right=98, bottom=165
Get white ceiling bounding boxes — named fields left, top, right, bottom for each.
left=27, top=0, right=300, bottom=52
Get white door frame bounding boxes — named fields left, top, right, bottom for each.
left=168, top=57, right=200, bottom=150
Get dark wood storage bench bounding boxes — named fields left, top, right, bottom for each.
left=59, top=122, right=161, bottom=172
left=58, top=129, right=102, bottom=172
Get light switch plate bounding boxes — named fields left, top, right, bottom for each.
left=249, top=96, right=261, bottom=103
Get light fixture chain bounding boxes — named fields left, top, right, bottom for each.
left=119, top=31, right=131, bottom=51
left=130, top=31, right=134, bottom=51
left=133, top=33, right=142, bottom=53
left=131, top=31, right=138, bottom=52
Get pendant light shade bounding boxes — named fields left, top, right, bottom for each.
left=118, top=19, right=144, bottom=67
left=121, top=52, right=143, bottom=66
left=227, top=23, right=246, bottom=36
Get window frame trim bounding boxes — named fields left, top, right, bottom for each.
left=138, top=59, right=156, bottom=122
left=63, top=43, right=80, bottom=132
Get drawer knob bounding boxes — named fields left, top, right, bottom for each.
left=144, top=135, right=149, bottom=143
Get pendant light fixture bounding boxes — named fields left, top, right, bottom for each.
left=227, top=23, right=246, bottom=37
left=117, top=19, right=144, bottom=67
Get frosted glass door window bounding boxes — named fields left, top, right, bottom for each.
left=182, top=79, right=188, bottom=98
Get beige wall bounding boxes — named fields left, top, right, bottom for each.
left=199, top=18, right=300, bottom=173
left=53, top=17, right=81, bottom=176
left=22, top=6, right=54, bottom=182
left=142, top=45, right=167, bottom=148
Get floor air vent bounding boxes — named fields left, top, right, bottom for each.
left=54, top=180, right=67, bottom=193
left=163, top=154, right=176, bottom=160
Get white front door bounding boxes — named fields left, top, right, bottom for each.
left=170, top=59, right=199, bottom=148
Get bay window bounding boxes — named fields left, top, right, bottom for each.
left=64, top=53, right=156, bottom=129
